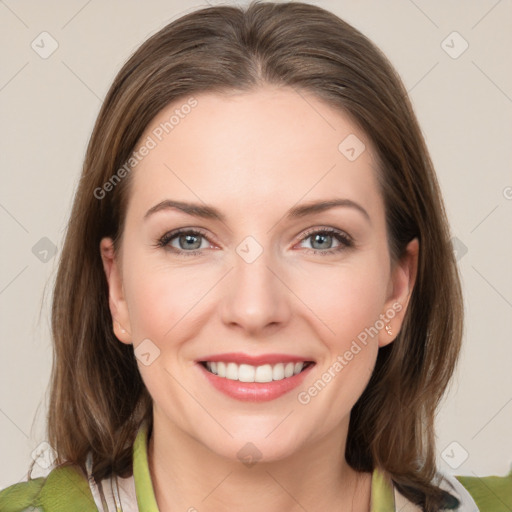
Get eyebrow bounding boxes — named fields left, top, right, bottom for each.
left=144, top=198, right=371, bottom=223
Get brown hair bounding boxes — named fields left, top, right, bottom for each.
left=36, top=2, right=463, bottom=510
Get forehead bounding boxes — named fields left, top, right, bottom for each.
left=126, top=86, right=383, bottom=223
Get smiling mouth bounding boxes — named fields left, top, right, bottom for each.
left=200, top=361, right=315, bottom=383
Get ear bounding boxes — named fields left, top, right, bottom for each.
left=378, top=237, right=419, bottom=348
left=100, top=237, right=132, bottom=344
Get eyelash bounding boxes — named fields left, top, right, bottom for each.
left=154, top=227, right=353, bottom=257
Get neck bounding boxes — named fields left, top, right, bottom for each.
left=147, top=413, right=372, bottom=512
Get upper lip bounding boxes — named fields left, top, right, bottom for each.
left=197, top=352, right=315, bottom=366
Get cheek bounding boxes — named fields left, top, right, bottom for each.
left=293, top=257, right=388, bottom=346
left=294, top=263, right=384, bottom=419
left=123, top=252, right=210, bottom=342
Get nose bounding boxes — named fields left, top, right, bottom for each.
left=219, top=239, right=291, bottom=336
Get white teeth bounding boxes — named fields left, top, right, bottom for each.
left=255, top=364, right=273, bottom=383
left=238, top=364, right=255, bottom=382
left=284, top=362, right=295, bottom=378
left=272, top=363, right=285, bottom=380
left=203, top=360, right=308, bottom=382
left=226, top=362, right=238, bottom=380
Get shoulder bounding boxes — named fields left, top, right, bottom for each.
left=391, top=469, right=503, bottom=511
left=456, top=469, right=512, bottom=512
left=0, top=476, right=45, bottom=511
left=0, top=464, right=97, bottom=512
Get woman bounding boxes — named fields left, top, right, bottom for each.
left=0, top=1, right=509, bottom=511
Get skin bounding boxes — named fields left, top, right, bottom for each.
left=100, top=86, right=418, bottom=512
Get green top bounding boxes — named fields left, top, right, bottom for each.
left=132, top=421, right=159, bottom=511
left=0, top=421, right=510, bottom=511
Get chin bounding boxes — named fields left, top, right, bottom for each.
left=199, top=430, right=306, bottom=466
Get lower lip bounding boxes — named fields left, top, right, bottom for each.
left=197, top=362, right=315, bottom=402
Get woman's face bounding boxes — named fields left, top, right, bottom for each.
left=101, top=86, right=418, bottom=462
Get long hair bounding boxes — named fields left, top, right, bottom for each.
left=38, top=2, right=463, bottom=510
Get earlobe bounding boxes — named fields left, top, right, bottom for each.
left=378, top=237, right=419, bottom=348
left=99, top=237, right=133, bottom=344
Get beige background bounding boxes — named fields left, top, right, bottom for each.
left=1, top=0, right=511, bottom=489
